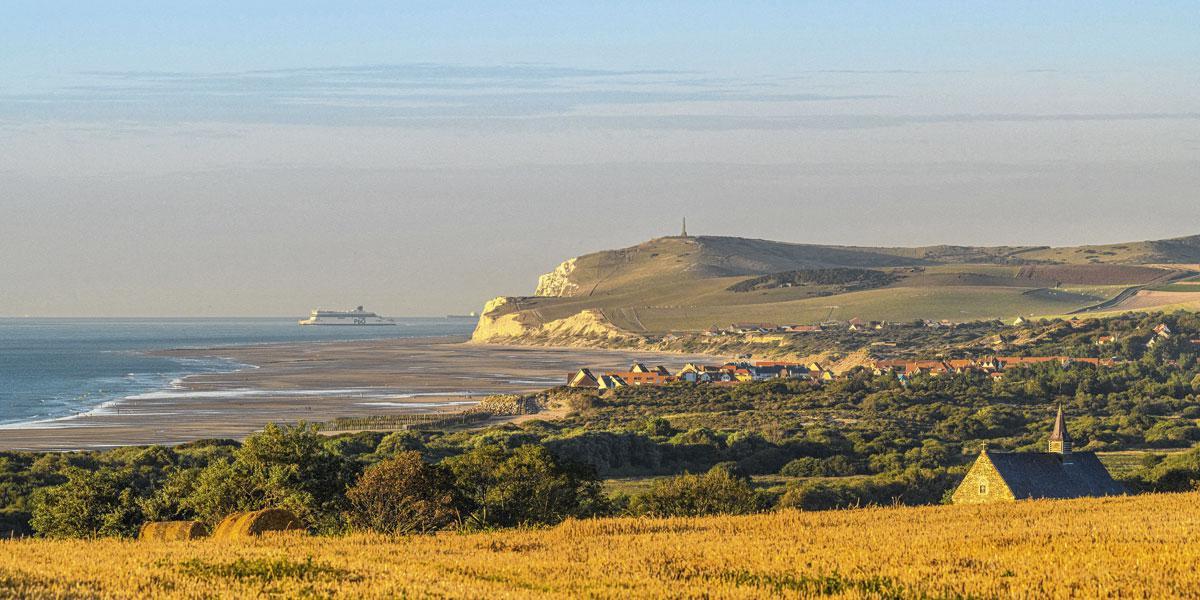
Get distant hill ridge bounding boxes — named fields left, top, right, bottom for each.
left=472, top=233, right=1200, bottom=344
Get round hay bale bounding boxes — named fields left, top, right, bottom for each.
left=211, top=509, right=305, bottom=539
left=138, top=520, right=208, bottom=541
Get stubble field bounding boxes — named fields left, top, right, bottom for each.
left=2, top=491, right=1197, bottom=598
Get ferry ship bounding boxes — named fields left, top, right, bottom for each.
left=298, top=306, right=396, bottom=326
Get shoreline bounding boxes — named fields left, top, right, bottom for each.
left=0, top=336, right=719, bottom=452
left=0, top=335, right=475, bottom=430
left=0, top=354, right=257, bottom=431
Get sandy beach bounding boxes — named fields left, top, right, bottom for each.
left=0, top=337, right=717, bottom=451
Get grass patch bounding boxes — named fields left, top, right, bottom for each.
left=177, top=556, right=357, bottom=583
left=715, top=568, right=960, bottom=599
left=1148, top=283, right=1200, bottom=292
left=1098, top=449, right=1187, bottom=479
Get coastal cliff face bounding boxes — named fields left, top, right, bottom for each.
left=469, top=297, right=530, bottom=341
left=470, top=296, right=631, bottom=344
left=534, top=258, right=581, bottom=297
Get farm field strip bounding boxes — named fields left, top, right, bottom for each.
left=4, top=491, right=1200, bottom=598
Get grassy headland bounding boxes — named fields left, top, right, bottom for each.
left=471, top=234, right=1200, bottom=348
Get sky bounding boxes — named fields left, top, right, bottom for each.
left=1, top=1, right=1198, bottom=317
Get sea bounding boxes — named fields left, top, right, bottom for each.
left=0, top=318, right=476, bottom=427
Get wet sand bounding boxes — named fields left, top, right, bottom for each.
left=0, top=337, right=718, bottom=451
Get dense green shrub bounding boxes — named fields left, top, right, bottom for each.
left=1132, top=447, right=1200, bottom=492
left=445, top=445, right=605, bottom=527
left=345, top=451, right=463, bottom=534
left=780, top=455, right=858, bottom=478
left=630, top=467, right=758, bottom=517
left=777, top=468, right=957, bottom=511
left=30, top=468, right=145, bottom=538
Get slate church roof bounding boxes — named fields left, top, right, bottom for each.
left=955, top=407, right=1124, bottom=503
left=984, top=451, right=1124, bottom=499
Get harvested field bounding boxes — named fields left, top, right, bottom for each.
left=1107, top=290, right=1200, bottom=311
left=138, top=521, right=208, bottom=541
left=4, top=492, right=1200, bottom=598
left=1015, top=264, right=1179, bottom=285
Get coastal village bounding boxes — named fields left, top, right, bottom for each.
left=561, top=317, right=1190, bottom=390
left=568, top=354, right=1121, bottom=389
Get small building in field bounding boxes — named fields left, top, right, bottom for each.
left=602, top=371, right=675, bottom=386
left=596, top=374, right=626, bottom=390
left=568, top=368, right=599, bottom=388
left=951, top=407, right=1123, bottom=504
left=676, top=363, right=736, bottom=383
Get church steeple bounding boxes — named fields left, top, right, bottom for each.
left=1048, top=405, right=1072, bottom=457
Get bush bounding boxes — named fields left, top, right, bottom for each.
left=445, top=445, right=605, bottom=527
left=1137, top=447, right=1200, bottom=491
left=30, top=468, right=143, bottom=538
left=324, top=432, right=384, bottom=457
left=708, top=461, right=750, bottom=481
left=0, top=509, right=32, bottom=538
left=544, top=431, right=663, bottom=475
left=643, top=417, right=675, bottom=437
left=777, top=468, right=957, bottom=511
left=181, top=423, right=353, bottom=530
left=345, top=451, right=463, bottom=534
left=777, top=480, right=861, bottom=511
left=374, top=431, right=425, bottom=456
left=630, top=466, right=758, bottom=517
left=668, top=428, right=723, bottom=447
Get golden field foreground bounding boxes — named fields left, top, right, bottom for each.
left=3, top=492, right=1199, bottom=599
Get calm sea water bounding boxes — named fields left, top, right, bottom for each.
left=0, top=318, right=475, bottom=426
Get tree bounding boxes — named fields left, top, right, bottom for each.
left=630, top=466, right=758, bottom=517
left=1138, top=447, right=1200, bottom=492
left=181, top=423, right=352, bottom=530
left=445, top=445, right=605, bottom=527
left=780, top=455, right=857, bottom=477
left=236, top=422, right=351, bottom=505
left=643, top=417, right=675, bottom=437
left=345, top=451, right=462, bottom=534
left=30, top=468, right=143, bottom=538
left=138, top=466, right=202, bottom=522
left=374, top=430, right=424, bottom=456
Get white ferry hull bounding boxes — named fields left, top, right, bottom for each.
left=298, top=306, right=396, bottom=326
left=299, top=320, right=397, bottom=326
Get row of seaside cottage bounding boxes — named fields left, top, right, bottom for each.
left=568, top=356, right=1119, bottom=389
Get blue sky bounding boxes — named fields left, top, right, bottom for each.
left=4, top=2, right=1198, bottom=126
left=1, top=2, right=1198, bottom=316
left=3, top=2, right=1198, bottom=75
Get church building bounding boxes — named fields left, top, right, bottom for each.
left=951, top=407, right=1123, bottom=504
